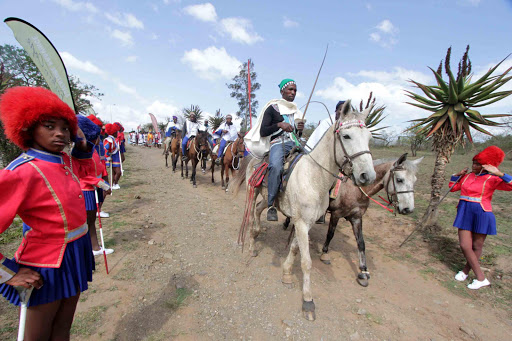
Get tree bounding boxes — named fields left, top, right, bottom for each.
left=401, top=123, right=428, bottom=156
left=227, top=60, right=260, bottom=131
left=360, top=92, right=389, bottom=140
left=208, top=109, right=225, bottom=131
left=407, top=45, right=512, bottom=227
left=182, top=105, right=203, bottom=121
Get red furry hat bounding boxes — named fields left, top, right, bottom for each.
left=0, top=86, right=77, bottom=149
left=87, top=114, right=103, bottom=127
left=105, top=123, right=118, bottom=136
left=473, top=146, right=505, bottom=167
left=113, top=122, right=124, bottom=132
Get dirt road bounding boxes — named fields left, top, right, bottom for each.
left=2, top=144, right=511, bottom=340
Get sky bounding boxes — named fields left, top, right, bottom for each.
left=1, top=0, right=512, bottom=135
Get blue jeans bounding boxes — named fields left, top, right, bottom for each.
left=217, top=139, right=227, bottom=158
left=182, top=136, right=189, bottom=156
left=267, top=140, right=295, bottom=207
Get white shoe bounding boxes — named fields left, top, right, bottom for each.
left=99, top=211, right=110, bottom=218
left=112, top=184, right=120, bottom=190
left=467, top=278, right=490, bottom=290
left=92, top=248, right=114, bottom=256
left=455, top=271, right=468, bottom=282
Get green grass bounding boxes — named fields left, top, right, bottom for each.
left=164, top=288, right=192, bottom=310
left=104, top=237, right=117, bottom=248
left=0, top=218, right=22, bottom=245
left=112, top=220, right=127, bottom=230
left=71, top=305, right=107, bottom=337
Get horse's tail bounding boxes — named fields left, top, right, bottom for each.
left=229, top=155, right=253, bottom=197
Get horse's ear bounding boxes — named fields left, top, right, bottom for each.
left=338, top=99, right=352, bottom=119
left=395, top=153, right=408, bottom=166
left=411, top=156, right=424, bottom=166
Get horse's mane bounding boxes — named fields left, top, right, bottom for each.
left=373, top=157, right=419, bottom=174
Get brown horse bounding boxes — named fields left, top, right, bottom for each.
left=219, top=134, right=245, bottom=191
left=181, top=131, right=210, bottom=188
left=169, top=131, right=181, bottom=172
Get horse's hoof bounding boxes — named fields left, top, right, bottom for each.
left=302, top=300, right=316, bottom=321
left=357, top=273, right=370, bottom=287
left=282, top=223, right=288, bottom=230
left=282, top=273, right=293, bottom=285
left=320, top=253, right=331, bottom=265
left=221, top=185, right=225, bottom=190
left=250, top=250, right=258, bottom=257
left=193, top=184, right=197, bottom=188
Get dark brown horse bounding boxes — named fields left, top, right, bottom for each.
left=219, top=134, right=245, bottom=191
left=165, top=131, right=181, bottom=171
left=181, top=131, right=210, bottom=188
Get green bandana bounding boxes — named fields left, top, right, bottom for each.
left=278, top=78, right=296, bottom=91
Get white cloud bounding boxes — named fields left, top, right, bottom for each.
left=117, top=82, right=137, bottom=95
left=370, top=19, right=398, bottom=48
left=219, top=17, right=263, bottom=45
left=150, top=33, right=159, bottom=40
left=110, top=29, right=134, bottom=46
left=52, top=0, right=97, bottom=13
left=365, top=3, right=373, bottom=10
left=296, top=91, right=305, bottom=99
left=283, top=17, right=299, bottom=28
left=105, top=12, right=144, bottom=29
left=376, top=19, right=397, bottom=34
left=183, top=3, right=218, bottom=22
left=60, top=51, right=105, bottom=76
left=147, top=100, right=180, bottom=120
left=125, top=55, right=138, bottom=63
left=316, top=67, right=433, bottom=129
left=181, top=46, right=241, bottom=80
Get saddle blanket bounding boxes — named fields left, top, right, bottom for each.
left=329, top=173, right=345, bottom=199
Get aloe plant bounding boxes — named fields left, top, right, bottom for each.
left=407, top=46, right=512, bottom=227
left=360, top=92, right=388, bottom=139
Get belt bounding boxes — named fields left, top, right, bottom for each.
left=460, top=195, right=481, bottom=202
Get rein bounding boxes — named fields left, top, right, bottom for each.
left=385, top=165, right=414, bottom=214
left=230, top=138, right=244, bottom=170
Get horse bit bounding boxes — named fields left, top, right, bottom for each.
left=333, top=120, right=372, bottom=179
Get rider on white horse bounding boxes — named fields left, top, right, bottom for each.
left=244, top=78, right=304, bottom=221
left=215, top=114, right=239, bottom=165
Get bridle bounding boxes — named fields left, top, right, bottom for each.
left=194, top=133, right=210, bottom=161
left=385, top=164, right=414, bottom=214
left=302, top=119, right=372, bottom=182
left=333, top=119, right=372, bottom=178
left=230, top=137, right=245, bottom=170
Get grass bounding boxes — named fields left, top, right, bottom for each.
left=0, top=218, right=22, bottom=245
left=71, top=305, right=107, bottom=337
left=164, top=288, right=193, bottom=310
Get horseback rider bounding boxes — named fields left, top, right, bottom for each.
left=215, top=114, right=239, bottom=165
left=164, top=115, right=181, bottom=153
left=202, top=119, right=214, bottom=148
left=305, top=100, right=345, bottom=151
left=245, top=78, right=304, bottom=221
left=181, top=113, right=200, bottom=161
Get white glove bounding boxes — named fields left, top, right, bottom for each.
left=97, top=181, right=110, bottom=191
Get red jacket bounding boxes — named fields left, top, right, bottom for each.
left=449, top=172, right=512, bottom=211
left=72, top=148, right=108, bottom=191
left=0, top=149, right=87, bottom=283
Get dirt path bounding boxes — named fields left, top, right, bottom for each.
left=2, top=145, right=511, bottom=340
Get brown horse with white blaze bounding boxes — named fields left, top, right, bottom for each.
left=181, top=130, right=210, bottom=188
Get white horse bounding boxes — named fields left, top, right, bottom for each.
left=231, top=101, right=376, bottom=320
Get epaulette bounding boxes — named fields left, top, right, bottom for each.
left=5, top=153, right=35, bottom=171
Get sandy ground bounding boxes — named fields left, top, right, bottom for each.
left=1, top=144, right=511, bottom=340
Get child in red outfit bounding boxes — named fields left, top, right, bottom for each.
left=450, top=146, right=512, bottom=289
left=0, top=87, right=94, bottom=340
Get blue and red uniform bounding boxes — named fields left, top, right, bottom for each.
left=72, top=148, right=108, bottom=211
left=104, top=136, right=120, bottom=168
left=450, top=172, right=512, bottom=235
left=0, top=149, right=94, bottom=306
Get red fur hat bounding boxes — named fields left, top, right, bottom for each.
left=0, top=86, right=77, bottom=149
left=105, top=123, right=118, bottom=136
left=113, top=122, right=124, bottom=132
left=473, top=146, right=505, bottom=167
left=87, top=114, right=103, bottom=127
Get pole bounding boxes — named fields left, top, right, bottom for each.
left=247, top=59, right=252, bottom=130
left=301, top=44, right=329, bottom=121
left=94, top=189, right=109, bottom=274
left=15, top=286, right=33, bottom=341
left=110, top=161, right=113, bottom=196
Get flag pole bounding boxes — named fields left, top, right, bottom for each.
left=247, top=59, right=252, bottom=130
left=94, top=189, right=109, bottom=273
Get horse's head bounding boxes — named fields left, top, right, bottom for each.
left=196, top=131, right=210, bottom=159
left=384, top=153, right=424, bottom=214
left=234, top=134, right=245, bottom=158
left=334, top=100, right=376, bottom=186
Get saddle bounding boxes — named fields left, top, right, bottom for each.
left=186, top=136, right=196, bottom=151
left=251, top=146, right=303, bottom=192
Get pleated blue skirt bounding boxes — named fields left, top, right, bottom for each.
left=83, top=190, right=97, bottom=211
left=0, top=233, right=95, bottom=307
left=453, top=201, right=497, bottom=235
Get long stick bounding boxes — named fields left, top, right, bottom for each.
left=301, top=44, right=329, bottom=120
left=399, top=170, right=468, bottom=248
left=119, top=151, right=124, bottom=176
left=94, top=189, right=109, bottom=274
left=109, top=161, right=113, bottom=196
left=15, top=286, right=33, bottom=341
